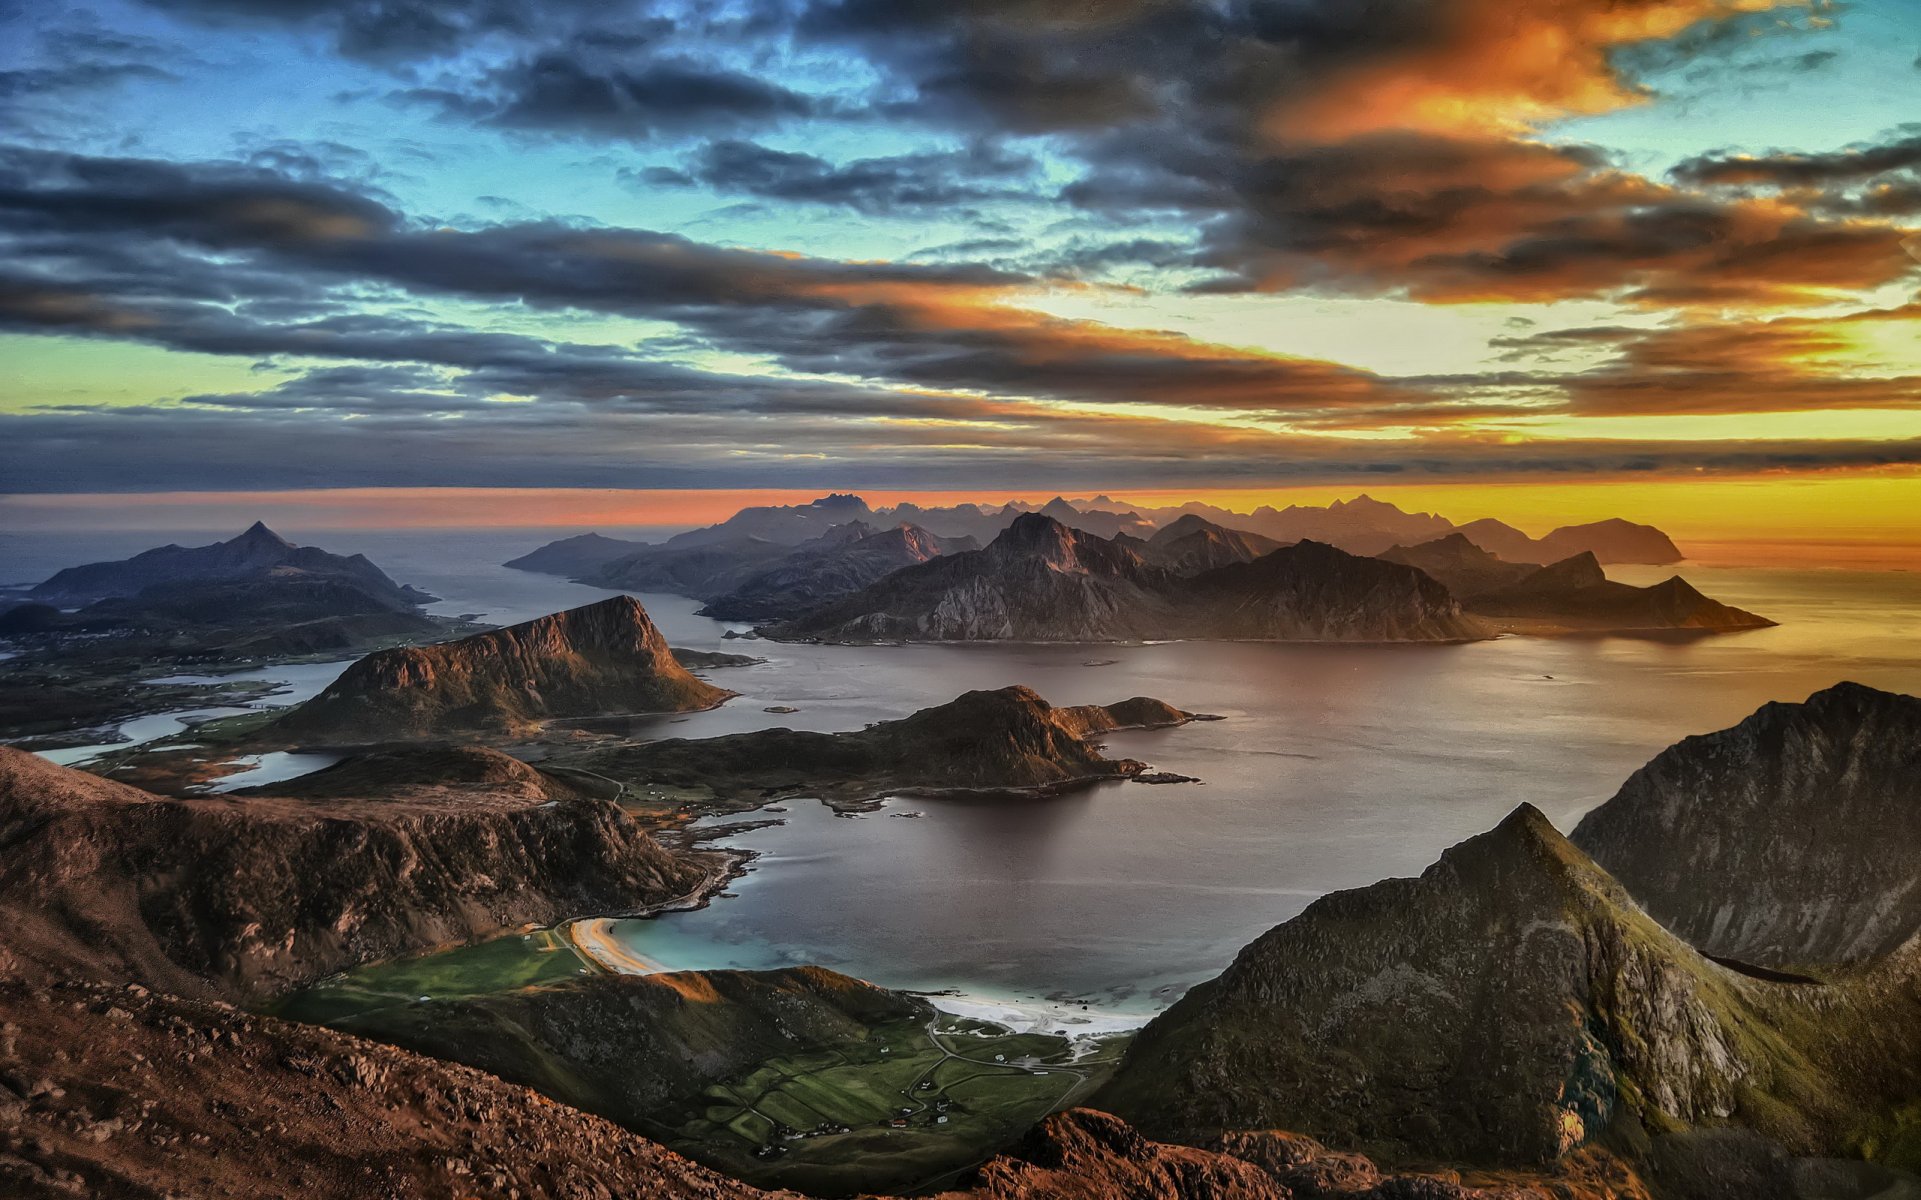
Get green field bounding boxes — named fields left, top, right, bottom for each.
left=665, top=1013, right=1130, bottom=1196
left=272, top=929, right=595, bottom=1025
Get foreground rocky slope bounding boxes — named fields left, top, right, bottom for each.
left=565, top=685, right=1197, bottom=810
left=276, top=595, right=731, bottom=743
left=769, top=515, right=1488, bottom=643
left=1093, top=804, right=1921, bottom=1169
left=1572, top=682, right=1921, bottom=967
left=0, top=746, right=713, bottom=1003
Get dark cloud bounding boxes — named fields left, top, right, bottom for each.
left=0, top=145, right=1422, bottom=418
left=407, top=49, right=824, bottom=141
left=125, top=0, right=640, bottom=65
left=650, top=138, right=1040, bottom=213
left=1673, top=134, right=1921, bottom=188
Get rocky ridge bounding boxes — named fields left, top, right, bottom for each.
left=1572, top=682, right=1921, bottom=967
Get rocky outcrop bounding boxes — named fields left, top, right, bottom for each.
left=1572, top=682, right=1921, bottom=967
left=503, top=530, right=651, bottom=576
left=1466, top=553, right=1773, bottom=634
left=769, top=516, right=1489, bottom=643
left=566, top=684, right=1198, bottom=810
left=700, top=523, right=979, bottom=620
left=29, top=522, right=433, bottom=609
left=275, top=595, right=732, bottom=743
left=1091, top=804, right=1921, bottom=1167
left=0, top=746, right=713, bottom=1004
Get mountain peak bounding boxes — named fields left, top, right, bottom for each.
left=232, top=521, right=292, bottom=549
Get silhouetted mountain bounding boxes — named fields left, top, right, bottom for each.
left=1379, top=532, right=1537, bottom=596
left=770, top=515, right=1488, bottom=642
left=1573, top=682, right=1921, bottom=967
left=504, top=531, right=652, bottom=577
left=661, top=493, right=878, bottom=549
left=30, top=522, right=433, bottom=609
left=275, top=596, right=731, bottom=742
left=1468, top=552, right=1773, bottom=633
left=700, top=522, right=978, bottom=620
left=1456, top=516, right=1684, bottom=566
left=1143, top=515, right=1285, bottom=575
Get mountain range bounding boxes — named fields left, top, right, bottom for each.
left=767, top=513, right=1491, bottom=642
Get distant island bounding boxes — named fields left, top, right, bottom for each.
left=558, top=684, right=1203, bottom=812
left=274, top=595, right=733, bottom=744
left=0, top=523, right=466, bottom=749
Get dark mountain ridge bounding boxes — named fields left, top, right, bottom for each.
left=1572, top=682, right=1921, bottom=967
left=29, top=522, right=434, bottom=609
left=769, top=514, right=1489, bottom=643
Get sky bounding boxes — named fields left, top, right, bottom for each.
left=1, top=0, right=1919, bottom=530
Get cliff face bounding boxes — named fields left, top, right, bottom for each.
left=771, top=516, right=1490, bottom=644
left=1092, top=805, right=1921, bottom=1166
left=276, top=594, right=732, bottom=743
left=29, top=522, right=432, bottom=609
left=0, top=746, right=712, bottom=1004
left=1572, top=682, right=1921, bottom=967
left=569, top=684, right=1197, bottom=809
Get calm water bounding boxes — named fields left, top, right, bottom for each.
left=10, top=528, right=1921, bottom=1016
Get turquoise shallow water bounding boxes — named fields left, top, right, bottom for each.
left=12, top=529, right=1921, bottom=1015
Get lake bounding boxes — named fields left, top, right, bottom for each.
left=11, top=527, right=1921, bottom=1022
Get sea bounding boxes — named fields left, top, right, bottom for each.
left=6, top=525, right=1920, bottom=1024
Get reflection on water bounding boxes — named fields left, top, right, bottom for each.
left=14, top=531, right=1921, bottom=1014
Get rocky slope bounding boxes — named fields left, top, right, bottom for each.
left=0, top=973, right=775, bottom=1200
left=1092, top=804, right=1921, bottom=1168
left=1466, top=553, right=1772, bottom=634
left=565, top=685, right=1197, bottom=810
left=0, top=745, right=715, bottom=1004
left=29, top=522, right=433, bottom=609
left=275, top=595, right=732, bottom=743
left=589, top=535, right=796, bottom=598
left=503, top=530, right=651, bottom=576
left=1572, top=682, right=1921, bottom=967
left=768, top=515, right=1489, bottom=643
left=699, top=522, right=979, bottom=620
